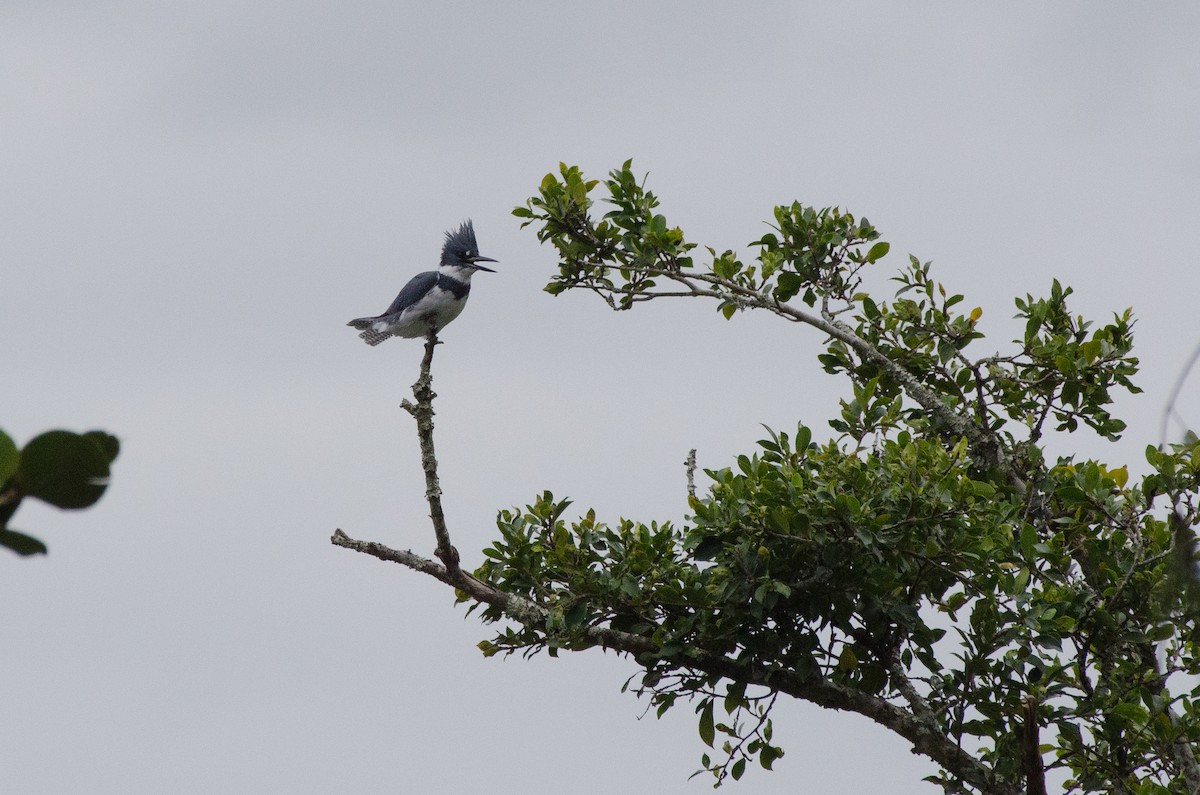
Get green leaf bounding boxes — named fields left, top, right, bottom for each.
left=564, top=601, right=589, bottom=628
left=970, top=480, right=996, bottom=498
left=83, top=431, right=120, bottom=464
left=1149, top=622, right=1175, bottom=642
left=699, top=699, right=715, bottom=747
left=0, top=528, right=47, bottom=556
left=724, top=681, right=746, bottom=715
left=1020, top=523, right=1038, bottom=561
left=731, top=758, right=746, bottom=781
left=1111, top=702, right=1149, bottom=725
left=774, top=272, right=805, bottom=303
left=692, top=536, right=723, bottom=561
left=0, top=429, right=18, bottom=483
left=865, top=241, right=890, bottom=263
left=17, top=430, right=113, bottom=509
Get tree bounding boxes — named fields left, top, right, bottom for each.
left=333, top=161, right=1200, bottom=795
left=0, top=428, right=120, bottom=555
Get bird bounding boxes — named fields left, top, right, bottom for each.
left=348, top=220, right=497, bottom=346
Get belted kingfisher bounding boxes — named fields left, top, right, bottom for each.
left=348, top=220, right=497, bottom=346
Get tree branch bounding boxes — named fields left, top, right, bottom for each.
left=1020, top=694, right=1048, bottom=795
left=330, top=527, right=1015, bottom=795
left=605, top=262, right=1019, bottom=482
left=330, top=528, right=656, bottom=654
left=331, top=315, right=1015, bottom=794
left=685, top=448, right=697, bottom=501
left=398, top=331, right=460, bottom=572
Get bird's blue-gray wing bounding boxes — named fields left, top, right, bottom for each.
left=382, top=270, right=439, bottom=317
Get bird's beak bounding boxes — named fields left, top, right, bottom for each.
left=469, top=255, right=497, bottom=272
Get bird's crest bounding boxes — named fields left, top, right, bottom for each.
left=441, top=220, right=480, bottom=265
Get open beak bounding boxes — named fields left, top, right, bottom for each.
left=469, top=255, right=498, bottom=272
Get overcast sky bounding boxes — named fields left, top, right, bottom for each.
left=3, top=4, right=1199, bottom=793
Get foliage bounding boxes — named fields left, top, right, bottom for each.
left=481, top=161, right=1200, bottom=794
left=0, top=428, right=120, bottom=556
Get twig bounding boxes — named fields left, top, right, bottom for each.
left=684, top=448, right=697, bottom=501
left=1160, top=338, right=1200, bottom=448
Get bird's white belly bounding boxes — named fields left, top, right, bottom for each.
left=376, top=288, right=467, bottom=338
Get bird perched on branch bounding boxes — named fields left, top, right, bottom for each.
left=348, top=220, right=497, bottom=346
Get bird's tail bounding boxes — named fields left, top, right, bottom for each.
left=347, top=317, right=389, bottom=346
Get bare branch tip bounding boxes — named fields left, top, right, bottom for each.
left=685, top=448, right=698, bottom=500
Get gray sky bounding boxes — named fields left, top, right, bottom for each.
left=3, top=3, right=1198, bottom=793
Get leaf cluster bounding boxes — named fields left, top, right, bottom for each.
left=490, top=161, right=1197, bottom=793
left=0, top=428, right=120, bottom=556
